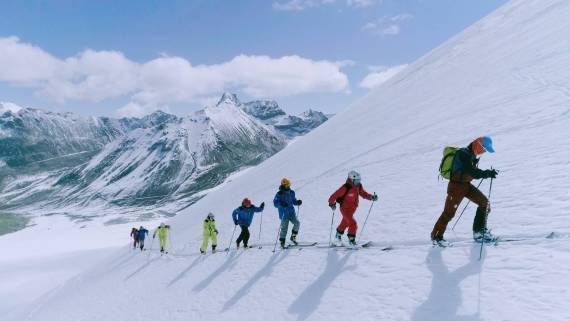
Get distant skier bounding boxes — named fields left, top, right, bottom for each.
left=328, top=170, right=378, bottom=246
left=137, top=226, right=149, bottom=251
left=153, top=223, right=171, bottom=253
left=431, top=136, right=498, bottom=245
left=232, top=198, right=264, bottom=249
left=273, top=178, right=303, bottom=248
left=130, top=227, right=139, bottom=249
left=200, top=213, right=218, bottom=254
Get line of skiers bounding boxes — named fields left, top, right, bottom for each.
left=130, top=223, right=170, bottom=253
left=130, top=136, right=498, bottom=252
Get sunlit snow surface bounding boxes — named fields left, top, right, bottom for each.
left=6, top=0, right=570, bottom=320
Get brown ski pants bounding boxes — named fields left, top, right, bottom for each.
left=431, top=181, right=490, bottom=240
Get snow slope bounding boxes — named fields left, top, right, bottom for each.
left=14, top=0, right=570, bottom=320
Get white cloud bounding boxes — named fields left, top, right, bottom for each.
left=346, top=0, right=380, bottom=7
left=359, top=64, right=408, bottom=89
left=0, top=37, right=351, bottom=115
left=362, top=13, right=414, bottom=36
left=273, top=0, right=379, bottom=11
left=0, top=36, right=61, bottom=84
left=116, top=102, right=148, bottom=118
left=273, top=0, right=334, bottom=11
left=381, top=25, right=400, bottom=36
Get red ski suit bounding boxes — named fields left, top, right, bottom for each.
left=328, top=180, right=373, bottom=236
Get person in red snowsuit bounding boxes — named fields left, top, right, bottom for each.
left=328, top=170, right=377, bottom=246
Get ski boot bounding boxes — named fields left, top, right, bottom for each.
left=290, top=234, right=298, bottom=246
left=348, top=235, right=357, bottom=248
left=333, top=231, right=343, bottom=247
left=212, top=245, right=217, bottom=253
left=473, top=229, right=497, bottom=243
left=432, top=236, right=451, bottom=247
left=200, top=249, right=205, bottom=255
left=280, top=238, right=286, bottom=249
left=236, top=241, right=240, bottom=249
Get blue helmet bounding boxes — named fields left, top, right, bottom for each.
left=482, top=136, right=495, bottom=153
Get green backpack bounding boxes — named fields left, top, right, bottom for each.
left=439, top=146, right=458, bottom=180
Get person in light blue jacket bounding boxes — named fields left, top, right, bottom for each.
left=273, top=178, right=302, bottom=248
left=232, top=198, right=264, bottom=248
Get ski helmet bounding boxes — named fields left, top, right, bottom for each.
left=207, top=212, right=215, bottom=219
left=482, top=136, right=495, bottom=153
left=140, top=226, right=144, bottom=230
left=281, top=178, right=291, bottom=187
left=160, top=222, right=165, bottom=227
left=242, top=198, right=252, bottom=207
left=348, top=170, right=361, bottom=184
left=472, top=136, right=495, bottom=155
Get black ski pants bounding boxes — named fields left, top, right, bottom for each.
left=236, top=225, right=250, bottom=247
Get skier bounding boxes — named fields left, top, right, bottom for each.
left=200, top=213, right=218, bottom=254
left=137, top=226, right=149, bottom=251
left=232, top=198, right=264, bottom=249
left=273, top=178, right=302, bottom=248
left=130, top=227, right=139, bottom=249
left=153, top=223, right=171, bottom=253
left=328, top=170, right=378, bottom=246
left=431, top=136, right=498, bottom=245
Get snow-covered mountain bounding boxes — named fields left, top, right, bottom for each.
left=13, top=0, right=570, bottom=320
left=240, top=95, right=330, bottom=138
left=0, top=106, right=139, bottom=179
left=0, top=96, right=286, bottom=216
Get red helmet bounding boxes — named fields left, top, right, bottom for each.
left=242, top=198, right=252, bottom=207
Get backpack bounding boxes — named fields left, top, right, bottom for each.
left=439, top=146, right=458, bottom=180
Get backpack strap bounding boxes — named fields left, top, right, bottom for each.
left=336, top=183, right=352, bottom=204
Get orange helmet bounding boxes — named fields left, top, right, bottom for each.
left=281, top=178, right=291, bottom=187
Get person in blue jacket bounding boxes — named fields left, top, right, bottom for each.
left=273, top=178, right=302, bottom=248
left=137, top=226, right=149, bottom=251
left=232, top=198, right=265, bottom=249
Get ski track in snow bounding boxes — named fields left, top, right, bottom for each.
left=4, top=0, right=570, bottom=320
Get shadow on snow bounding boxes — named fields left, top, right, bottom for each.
left=411, top=244, right=486, bottom=321
left=288, top=249, right=356, bottom=321
left=222, top=250, right=291, bottom=311
left=193, top=250, right=244, bottom=292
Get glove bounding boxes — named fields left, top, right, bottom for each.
left=215, top=229, right=219, bottom=235
left=371, top=194, right=378, bottom=201
left=295, top=200, right=302, bottom=206
left=329, top=203, right=336, bottom=211
left=280, top=200, right=288, bottom=207
left=260, top=202, right=265, bottom=209
left=483, top=169, right=498, bottom=179
left=233, top=220, right=238, bottom=225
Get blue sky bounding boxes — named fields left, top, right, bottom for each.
left=0, top=0, right=507, bottom=117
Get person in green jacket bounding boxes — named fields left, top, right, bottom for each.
left=200, top=213, right=218, bottom=254
left=153, top=222, right=171, bottom=253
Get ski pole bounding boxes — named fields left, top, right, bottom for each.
left=258, top=214, right=263, bottom=248
left=272, top=221, right=282, bottom=253
left=146, top=235, right=155, bottom=259
left=452, top=179, right=484, bottom=230
left=358, top=195, right=376, bottom=242
left=226, top=225, right=237, bottom=254
left=329, top=208, right=336, bottom=246
left=479, top=177, right=494, bottom=260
